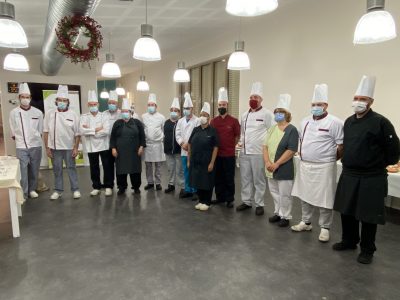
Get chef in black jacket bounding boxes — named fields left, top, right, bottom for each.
left=188, top=102, right=219, bottom=211
left=333, top=75, right=400, bottom=264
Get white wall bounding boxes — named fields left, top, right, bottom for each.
left=0, top=55, right=97, bottom=155
left=119, top=0, right=400, bottom=132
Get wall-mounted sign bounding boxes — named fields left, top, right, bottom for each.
left=7, top=82, right=19, bottom=93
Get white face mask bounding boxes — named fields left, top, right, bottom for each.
left=352, top=100, right=368, bottom=113
left=20, top=98, right=30, bottom=106
left=200, top=116, right=208, bottom=125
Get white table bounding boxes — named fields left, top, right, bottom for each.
left=0, top=156, right=24, bottom=238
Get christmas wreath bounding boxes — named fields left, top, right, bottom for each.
left=55, top=15, right=103, bottom=66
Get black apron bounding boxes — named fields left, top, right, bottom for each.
left=115, top=121, right=142, bottom=175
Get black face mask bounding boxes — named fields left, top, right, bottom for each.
left=218, top=107, right=227, bottom=115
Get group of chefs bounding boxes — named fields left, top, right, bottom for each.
left=9, top=74, right=400, bottom=265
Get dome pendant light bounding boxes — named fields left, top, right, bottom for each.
left=228, top=40, right=250, bottom=70
left=3, top=49, right=29, bottom=71
left=173, top=61, right=190, bottom=83
left=225, top=0, right=278, bottom=17
left=137, top=75, right=150, bottom=91
left=100, top=80, right=109, bottom=99
left=116, top=84, right=126, bottom=96
left=354, top=0, right=397, bottom=44
left=133, top=0, right=161, bottom=61
left=101, top=32, right=121, bottom=78
left=0, top=1, right=28, bottom=48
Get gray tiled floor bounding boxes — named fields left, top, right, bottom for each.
left=0, top=167, right=399, bottom=300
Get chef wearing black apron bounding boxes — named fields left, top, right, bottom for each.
left=188, top=102, right=219, bottom=211
left=333, top=76, right=400, bottom=264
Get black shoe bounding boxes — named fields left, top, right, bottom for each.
left=134, top=189, right=141, bottom=194
left=210, top=199, right=224, bottom=205
left=255, top=207, right=264, bottom=216
left=179, top=191, right=193, bottom=199
left=226, top=202, right=234, bottom=208
left=156, top=184, right=162, bottom=191
left=144, top=184, right=154, bottom=190
left=357, top=252, right=374, bottom=264
left=269, top=215, right=281, bottom=223
left=117, top=189, right=126, bottom=195
left=332, top=241, right=358, bottom=251
left=164, top=185, right=175, bottom=193
left=236, top=203, right=252, bottom=211
left=277, top=219, right=289, bottom=227
left=191, top=193, right=198, bottom=201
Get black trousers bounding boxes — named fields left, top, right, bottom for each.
left=341, top=214, right=378, bottom=254
left=197, top=189, right=213, bottom=206
left=116, top=173, right=141, bottom=190
left=88, top=150, right=114, bottom=189
left=215, top=156, right=236, bottom=203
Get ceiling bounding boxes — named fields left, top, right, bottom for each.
left=0, top=0, right=294, bottom=76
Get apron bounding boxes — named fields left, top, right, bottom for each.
left=115, top=122, right=142, bottom=175
left=292, top=160, right=337, bottom=209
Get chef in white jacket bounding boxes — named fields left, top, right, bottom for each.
left=236, top=82, right=274, bottom=216
left=43, top=85, right=81, bottom=200
left=175, top=92, right=200, bottom=199
left=9, top=82, right=43, bottom=199
left=291, top=84, right=344, bottom=242
left=80, top=90, right=112, bottom=196
left=142, top=93, right=166, bottom=191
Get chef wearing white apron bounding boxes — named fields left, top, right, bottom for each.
left=142, top=93, right=166, bottom=190
left=236, top=82, right=275, bottom=216
left=9, top=83, right=43, bottom=199
left=291, top=84, right=344, bottom=242
left=43, top=85, right=81, bottom=200
left=175, top=92, right=200, bottom=199
left=80, top=90, right=112, bottom=196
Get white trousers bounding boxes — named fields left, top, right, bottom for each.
left=301, top=201, right=333, bottom=229
left=268, top=178, right=294, bottom=220
left=239, top=154, right=266, bottom=207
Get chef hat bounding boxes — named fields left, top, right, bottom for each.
left=170, top=97, right=180, bottom=110
left=201, top=102, right=211, bottom=115
left=218, top=87, right=228, bottom=103
left=311, top=84, right=328, bottom=103
left=87, top=90, right=98, bottom=103
left=148, top=93, right=157, bottom=104
left=18, top=82, right=30, bottom=96
left=355, top=75, right=376, bottom=99
left=183, top=92, right=193, bottom=108
left=56, top=85, right=69, bottom=99
left=276, top=94, right=291, bottom=112
left=121, top=98, right=130, bottom=110
left=109, top=90, right=118, bottom=101
left=250, top=82, right=263, bottom=98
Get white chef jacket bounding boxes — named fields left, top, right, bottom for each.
left=9, top=106, right=43, bottom=149
left=240, top=107, right=274, bottom=155
left=43, top=109, right=80, bottom=150
left=299, top=113, right=344, bottom=163
left=79, top=112, right=110, bottom=153
left=175, top=115, right=200, bottom=156
left=103, top=109, right=121, bottom=134
left=142, top=112, right=166, bottom=162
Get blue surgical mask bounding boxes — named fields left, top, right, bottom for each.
left=108, top=104, right=117, bottom=112
left=148, top=106, right=156, bottom=114
left=274, top=112, right=285, bottom=122
left=311, top=106, right=324, bottom=117
left=121, top=112, right=130, bottom=120
left=183, top=109, right=191, bottom=117
left=89, top=106, right=98, bottom=113
left=170, top=111, right=178, bottom=119
left=57, top=102, right=67, bottom=110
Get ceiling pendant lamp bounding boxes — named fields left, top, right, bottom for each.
left=3, top=50, right=29, bottom=71
left=0, top=1, right=28, bottom=48
left=133, top=0, right=161, bottom=61
left=100, top=81, right=109, bottom=99
left=173, top=61, right=190, bottom=83
left=354, top=0, right=396, bottom=44
left=101, top=33, right=121, bottom=78
left=228, top=41, right=250, bottom=70
left=116, top=84, right=126, bottom=96
left=137, top=75, right=150, bottom=91
left=225, top=0, right=278, bottom=17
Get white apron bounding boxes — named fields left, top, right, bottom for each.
left=292, top=160, right=337, bottom=209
